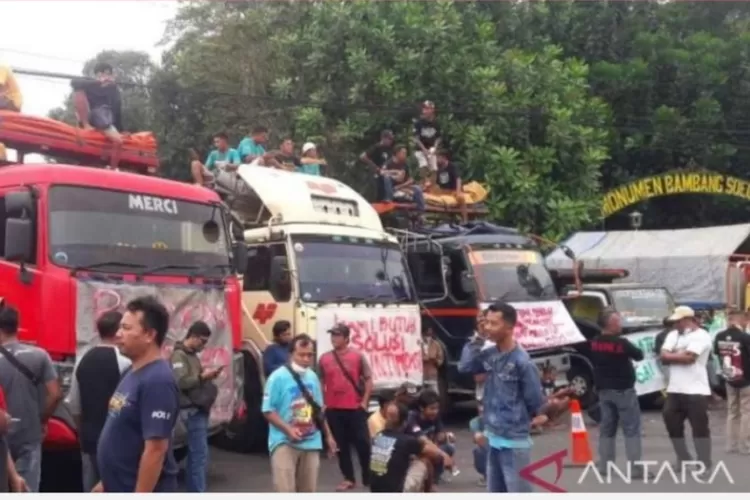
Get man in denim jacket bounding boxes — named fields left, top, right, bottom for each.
left=458, top=302, right=547, bottom=493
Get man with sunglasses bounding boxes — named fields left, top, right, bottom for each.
left=170, top=321, right=221, bottom=493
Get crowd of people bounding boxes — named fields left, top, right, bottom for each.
left=0, top=296, right=223, bottom=493
left=190, top=101, right=470, bottom=222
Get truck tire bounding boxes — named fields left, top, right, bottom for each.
left=211, top=351, right=268, bottom=454
left=567, top=359, right=596, bottom=409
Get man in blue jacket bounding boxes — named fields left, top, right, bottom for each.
left=458, top=302, right=548, bottom=493
left=263, top=321, right=292, bottom=377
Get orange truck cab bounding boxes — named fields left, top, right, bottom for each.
left=0, top=164, right=246, bottom=490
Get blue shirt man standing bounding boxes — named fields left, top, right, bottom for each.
left=263, top=320, right=292, bottom=377
left=458, top=302, right=548, bottom=493
left=94, top=296, right=179, bottom=493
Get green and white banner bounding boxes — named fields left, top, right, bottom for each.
left=623, top=329, right=665, bottom=395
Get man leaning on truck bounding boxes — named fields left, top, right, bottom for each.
left=0, top=303, right=63, bottom=492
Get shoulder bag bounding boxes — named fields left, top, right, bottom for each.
left=0, top=345, right=41, bottom=385
left=284, top=365, right=325, bottom=431
left=331, top=350, right=365, bottom=398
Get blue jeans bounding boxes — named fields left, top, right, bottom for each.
left=487, top=446, right=532, bottom=493
left=12, top=442, right=42, bottom=492
left=598, top=388, right=642, bottom=468
left=434, top=443, right=455, bottom=483
left=404, top=186, right=426, bottom=211
left=82, top=452, right=100, bottom=492
left=473, top=445, right=488, bottom=478
left=381, top=175, right=394, bottom=200
left=183, top=408, right=209, bottom=493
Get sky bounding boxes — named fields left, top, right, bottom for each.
left=0, top=0, right=176, bottom=117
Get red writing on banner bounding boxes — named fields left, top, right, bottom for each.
left=332, top=313, right=420, bottom=380
left=306, top=180, right=337, bottom=195
left=253, top=303, right=278, bottom=325
left=514, top=306, right=570, bottom=350
left=92, top=288, right=229, bottom=335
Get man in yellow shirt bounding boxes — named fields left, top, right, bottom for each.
left=368, top=390, right=397, bottom=439
left=0, top=64, right=22, bottom=112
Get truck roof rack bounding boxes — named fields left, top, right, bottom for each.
left=0, top=111, right=158, bottom=174
left=373, top=200, right=489, bottom=229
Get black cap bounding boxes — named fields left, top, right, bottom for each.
left=328, top=323, right=350, bottom=337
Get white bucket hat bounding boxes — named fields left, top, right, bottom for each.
left=302, top=142, right=316, bottom=154
left=668, top=305, right=695, bottom=322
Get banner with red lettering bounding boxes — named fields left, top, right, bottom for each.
left=315, top=307, right=423, bottom=390
left=482, top=301, right=585, bottom=350
left=75, top=280, right=236, bottom=426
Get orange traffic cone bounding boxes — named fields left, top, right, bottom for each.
left=564, top=399, right=593, bottom=468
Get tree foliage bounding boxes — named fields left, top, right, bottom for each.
left=47, top=0, right=750, bottom=236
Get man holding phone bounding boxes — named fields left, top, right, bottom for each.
left=170, top=321, right=222, bottom=493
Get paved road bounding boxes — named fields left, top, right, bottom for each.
left=204, top=404, right=747, bottom=492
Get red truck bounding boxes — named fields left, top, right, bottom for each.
left=0, top=163, right=247, bottom=490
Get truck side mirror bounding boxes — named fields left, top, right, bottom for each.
left=5, top=190, right=33, bottom=216
left=232, top=241, right=248, bottom=273
left=270, top=256, right=289, bottom=284
left=460, top=270, right=475, bottom=295
left=5, top=218, right=33, bottom=263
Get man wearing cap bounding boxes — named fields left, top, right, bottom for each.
left=660, top=305, right=714, bottom=470
left=412, top=101, right=442, bottom=174
left=299, top=142, right=327, bottom=176
left=318, top=324, right=373, bottom=491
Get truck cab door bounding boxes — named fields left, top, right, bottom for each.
left=0, top=188, right=42, bottom=342
left=241, top=243, right=294, bottom=345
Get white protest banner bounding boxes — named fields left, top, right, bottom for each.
left=623, top=329, right=666, bottom=395
left=507, top=301, right=586, bottom=350
left=315, top=306, right=423, bottom=389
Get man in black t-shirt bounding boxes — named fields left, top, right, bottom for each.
left=714, top=308, right=750, bottom=454
left=271, top=138, right=302, bottom=171
left=360, top=130, right=396, bottom=201
left=403, top=390, right=454, bottom=484
left=412, top=100, right=442, bottom=173
left=384, top=145, right=425, bottom=211
left=370, top=402, right=446, bottom=492
left=431, top=150, right=467, bottom=222
left=590, top=309, right=646, bottom=476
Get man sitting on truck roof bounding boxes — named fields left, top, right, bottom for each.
left=237, top=125, right=272, bottom=164
left=205, top=132, right=241, bottom=173
left=427, top=150, right=467, bottom=223
left=385, top=145, right=425, bottom=212
left=360, top=130, right=396, bottom=202
left=71, top=62, right=124, bottom=170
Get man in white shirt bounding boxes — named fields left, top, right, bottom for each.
left=659, top=306, right=713, bottom=469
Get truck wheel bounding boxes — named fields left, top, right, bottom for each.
left=567, top=361, right=596, bottom=409
left=211, top=351, right=268, bottom=454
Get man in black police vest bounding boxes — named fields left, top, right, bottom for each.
left=67, top=311, right=131, bottom=491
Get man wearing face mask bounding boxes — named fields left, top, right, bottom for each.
left=170, top=321, right=221, bottom=493
left=262, top=334, right=337, bottom=492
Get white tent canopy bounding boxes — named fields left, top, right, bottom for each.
left=545, top=224, right=750, bottom=303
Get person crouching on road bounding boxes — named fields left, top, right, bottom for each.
left=589, top=309, right=646, bottom=477
left=318, top=323, right=374, bottom=491
left=171, top=321, right=221, bottom=493
left=370, top=401, right=448, bottom=492
left=404, top=390, right=455, bottom=485
left=94, top=296, right=180, bottom=492
left=368, top=390, right=397, bottom=439
left=262, top=334, right=337, bottom=492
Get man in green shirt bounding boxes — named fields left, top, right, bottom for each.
left=205, top=132, right=240, bottom=172
left=237, top=126, right=270, bottom=163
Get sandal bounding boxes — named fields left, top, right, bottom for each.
left=336, top=481, right=355, bottom=492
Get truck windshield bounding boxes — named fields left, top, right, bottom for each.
left=293, top=235, right=415, bottom=303
left=48, top=186, right=230, bottom=275
left=470, top=249, right=557, bottom=302
left=611, top=288, right=674, bottom=327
